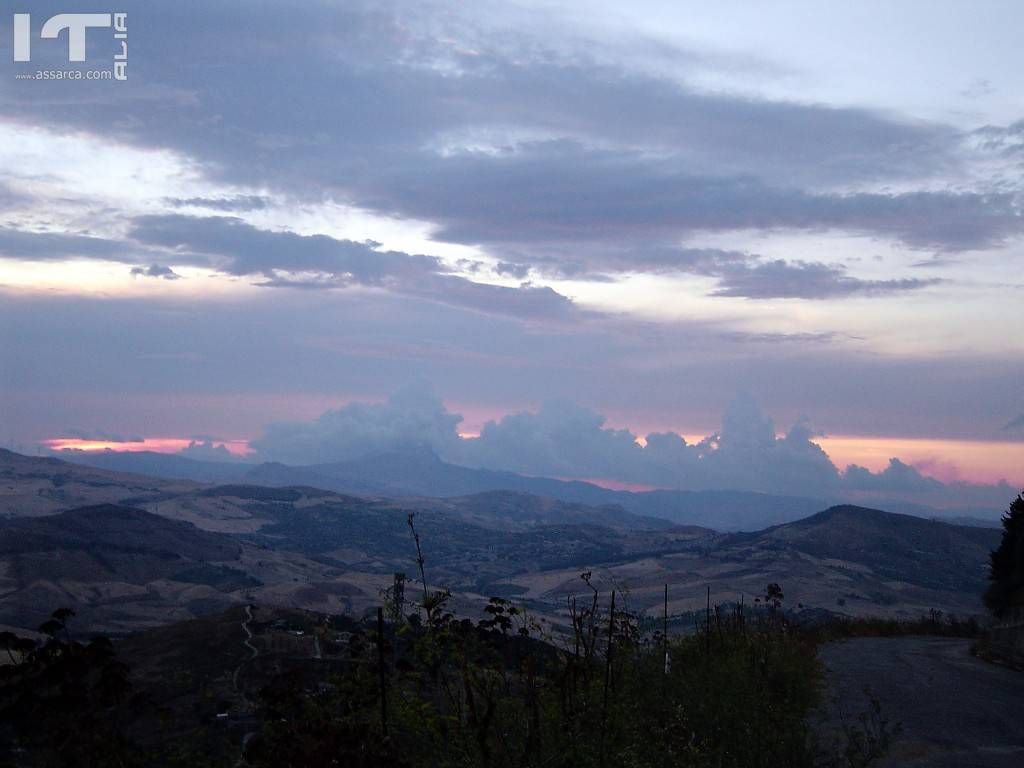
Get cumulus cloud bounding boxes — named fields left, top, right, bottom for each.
left=248, top=385, right=888, bottom=498
left=844, top=457, right=945, bottom=493
left=248, top=384, right=1021, bottom=509
left=459, top=400, right=648, bottom=481
left=178, top=439, right=245, bottom=462
left=251, top=382, right=463, bottom=465
left=448, top=392, right=842, bottom=495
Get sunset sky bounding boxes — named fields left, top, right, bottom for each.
left=0, top=1, right=1022, bottom=501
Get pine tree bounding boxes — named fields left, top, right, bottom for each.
left=984, top=493, right=1024, bottom=617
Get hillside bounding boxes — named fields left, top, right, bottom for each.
left=490, top=505, right=1000, bottom=622
left=0, top=503, right=343, bottom=634
left=246, top=449, right=834, bottom=529
left=0, top=451, right=1003, bottom=635
left=65, top=446, right=1000, bottom=530
left=0, top=448, right=198, bottom=517
left=0, top=503, right=241, bottom=564
left=63, top=447, right=832, bottom=529
left=732, top=505, right=997, bottom=592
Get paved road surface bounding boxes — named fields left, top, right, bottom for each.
left=819, top=637, right=1024, bottom=767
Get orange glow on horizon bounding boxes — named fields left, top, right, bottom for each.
left=42, top=437, right=253, bottom=457
left=817, top=435, right=1023, bottom=485
left=568, top=477, right=661, bottom=493
left=36, top=432, right=1023, bottom=487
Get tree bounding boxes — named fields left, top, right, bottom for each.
left=984, top=493, right=1024, bottom=618
left=765, top=583, right=784, bottom=610
left=0, top=609, right=144, bottom=767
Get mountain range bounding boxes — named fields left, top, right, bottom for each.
left=0, top=449, right=1001, bottom=636
left=49, top=446, right=1001, bottom=530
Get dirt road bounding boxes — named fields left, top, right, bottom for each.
left=819, top=637, right=1024, bottom=767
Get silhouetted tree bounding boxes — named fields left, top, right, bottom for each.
left=0, top=609, right=144, bottom=767
left=984, top=493, right=1024, bottom=617
left=765, top=583, right=784, bottom=610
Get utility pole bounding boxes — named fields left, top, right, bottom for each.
left=376, top=607, right=388, bottom=737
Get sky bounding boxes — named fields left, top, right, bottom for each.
left=0, top=1, right=1022, bottom=505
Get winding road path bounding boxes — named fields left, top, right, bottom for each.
left=232, top=604, right=259, bottom=702
left=819, top=637, right=1024, bottom=767
left=233, top=604, right=260, bottom=767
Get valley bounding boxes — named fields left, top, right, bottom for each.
left=0, top=449, right=999, bottom=636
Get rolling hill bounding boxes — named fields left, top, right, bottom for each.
left=60, top=446, right=833, bottom=529
left=0, top=450, right=1004, bottom=635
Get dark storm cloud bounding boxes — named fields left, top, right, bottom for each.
left=1, top=0, right=1015, bottom=269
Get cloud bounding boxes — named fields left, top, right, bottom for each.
left=844, top=458, right=945, bottom=493
left=1003, top=414, right=1024, bottom=431
left=459, top=399, right=648, bottom=482
left=559, top=247, right=940, bottom=300
left=703, top=257, right=940, bottom=300
left=1, top=0, right=1016, bottom=269
left=164, top=195, right=270, bottom=212
left=0, top=227, right=133, bottom=263
left=249, top=387, right=836, bottom=496
left=129, top=213, right=578, bottom=319
left=62, top=428, right=145, bottom=443
left=3, top=288, right=1022, bottom=450
left=178, top=439, right=245, bottom=462
left=450, top=393, right=844, bottom=496
left=130, top=264, right=180, bottom=280
left=251, top=382, right=464, bottom=465
left=247, top=385, right=1022, bottom=510
left=368, top=143, right=1021, bottom=254
left=130, top=214, right=441, bottom=282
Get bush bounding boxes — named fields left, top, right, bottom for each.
left=246, top=587, right=889, bottom=768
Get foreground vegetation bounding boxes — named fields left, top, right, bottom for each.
left=9, top=503, right=1011, bottom=767
left=1, top=592, right=915, bottom=767
left=252, top=588, right=834, bottom=768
